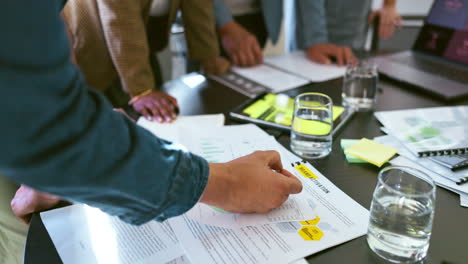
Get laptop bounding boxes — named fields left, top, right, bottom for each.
left=373, top=0, right=468, bottom=101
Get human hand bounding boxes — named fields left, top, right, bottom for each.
left=11, top=185, right=61, bottom=224
left=219, top=21, right=263, bottom=67
left=201, top=151, right=303, bottom=214
left=131, top=90, right=179, bottom=123
left=306, top=43, right=357, bottom=66
left=369, top=7, right=402, bottom=40
left=202, top=56, right=231, bottom=75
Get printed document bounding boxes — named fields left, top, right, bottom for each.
left=170, top=152, right=369, bottom=264
left=264, top=51, right=346, bottom=82
left=375, top=106, right=468, bottom=155
left=41, top=205, right=184, bottom=264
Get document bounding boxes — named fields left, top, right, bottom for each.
left=180, top=125, right=317, bottom=226
left=41, top=205, right=185, bottom=264
left=231, top=65, right=310, bottom=93
left=461, top=195, right=468, bottom=208
left=375, top=135, right=468, bottom=191
left=169, top=151, right=369, bottom=264
left=375, top=106, right=468, bottom=156
left=264, top=51, right=346, bottom=82
left=137, top=114, right=225, bottom=142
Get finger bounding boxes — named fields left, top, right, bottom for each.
left=260, top=150, right=284, bottom=172
left=309, top=53, right=331, bottom=65
left=154, top=102, right=172, bottom=123
left=160, top=100, right=177, bottom=120
left=244, top=47, right=256, bottom=66
left=10, top=199, right=33, bottom=224
left=148, top=104, right=164, bottom=123
left=251, top=39, right=263, bottom=64
left=279, top=169, right=296, bottom=178
left=281, top=176, right=303, bottom=194
left=336, top=48, right=346, bottom=66
left=231, top=53, right=241, bottom=67
left=236, top=51, right=248, bottom=67
left=140, top=107, right=153, bottom=121
left=343, top=47, right=357, bottom=65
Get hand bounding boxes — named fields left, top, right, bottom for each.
left=369, top=7, right=402, bottom=40
left=306, top=43, right=357, bottom=66
left=11, top=185, right=61, bottom=224
left=219, top=21, right=263, bottom=67
left=131, top=90, right=179, bottom=123
left=200, top=151, right=303, bottom=214
left=202, top=56, right=231, bottom=75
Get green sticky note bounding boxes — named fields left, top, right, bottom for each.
left=340, top=139, right=367, bottom=163
left=344, top=138, right=398, bottom=167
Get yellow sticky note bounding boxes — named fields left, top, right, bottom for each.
left=344, top=138, right=398, bottom=167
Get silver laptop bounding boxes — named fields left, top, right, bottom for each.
left=374, top=0, right=468, bottom=101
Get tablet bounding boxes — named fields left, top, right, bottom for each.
left=229, top=93, right=355, bottom=136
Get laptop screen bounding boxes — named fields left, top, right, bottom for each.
left=413, top=0, right=468, bottom=65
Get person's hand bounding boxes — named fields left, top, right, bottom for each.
left=11, top=185, right=61, bottom=224
left=219, top=21, right=263, bottom=67
left=201, top=151, right=303, bottom=214
left=369, top=7, right=402, bottom=40
left=202, top=56, right=231, bottom=75
left=131, top=90, right=179, bottom=123
left=306, top=43, right=357, bottom=66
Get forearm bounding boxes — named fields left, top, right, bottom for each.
left=213, top=0, right=234, bottom=28
left=96, top=0, right=155, bottom=96
left=1, top=0, right=208, bottom=225
left=296, top=0, right=328, bottom=49
left=182, top=0, right=220, bottom=61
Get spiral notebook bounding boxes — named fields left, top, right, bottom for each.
left=375, top=106, right=468, bottom=157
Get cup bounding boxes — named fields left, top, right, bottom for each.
left=367, top=166, right=436, bottom=263
left=290, top=93, right=333, bottom=159
left=342, top=61, right=378, bottom=111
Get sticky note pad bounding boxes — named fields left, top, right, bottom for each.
left=340, top=139, right=367, bottom=163
left=344, top=138, right=398, bottom=167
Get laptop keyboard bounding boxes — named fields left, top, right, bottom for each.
left=392, top=54, right=468, bottom=83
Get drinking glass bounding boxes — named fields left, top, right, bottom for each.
left=342, top=61, right=378, bottom=111
left=367, top=166, right=436, bottom=263
left=290, top=93, right=333, bottom=159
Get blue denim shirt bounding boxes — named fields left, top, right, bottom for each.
left=0, top=0, right=209, bottom=225
left=214, top=0, right=371, bottom=49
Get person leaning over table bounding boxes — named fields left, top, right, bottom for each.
left=62, top=0, right=231, bottom=123
left=213, top=0, right=401, bottom=67
left=0, top=0, right=303, bottom=261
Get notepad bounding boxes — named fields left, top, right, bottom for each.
left=340, top=139, right=367, bottom=163
left=344, top=138, right=398, bottom=167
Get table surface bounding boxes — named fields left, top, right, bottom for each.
left=25, top=75, right=468, bottom=264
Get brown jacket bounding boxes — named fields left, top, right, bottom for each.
left=63, top=0, right=219, bottom=97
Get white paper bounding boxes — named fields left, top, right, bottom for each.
left=460, top=194, right=468, bottom=208
left=137, top=114, right=225, bottom=142
left=179, top=125, right=317, bottom=227
left=170, top=155, right=369, bottom=264
left=41, top=205, right=184, bottom=264
left=264, top=51, right=346, bottom=82
left=231, top=64, right=310, bottom=93
left=375, top=106, right=468, bottom=155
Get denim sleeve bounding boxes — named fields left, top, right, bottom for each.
left=296, top=0, right=328, bottom=49
left=213, top=0, right=234, bottom=27
left=0, top=0, right=209, bottom=225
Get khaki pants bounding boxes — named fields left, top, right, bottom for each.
left=0, top=177, right=27, bottom=264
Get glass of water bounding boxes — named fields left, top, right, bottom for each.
left=342, top=61, right=378, bottom=111
left=367, top=166, right=436, bottom=263
left=290, top=93, right=333, bottom=159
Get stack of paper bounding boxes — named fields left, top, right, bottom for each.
left=374, top=107, right=468, bottom=208
left=41, top=116, right=370, bottom=264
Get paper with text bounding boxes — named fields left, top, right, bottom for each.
left=41, top=205, right=184, bottom=264
left=264, top=51, right=346, bottom=82
left=169, top=141, right=369, bottom=264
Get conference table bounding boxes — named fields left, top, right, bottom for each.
left=24, top=72, right=468, bottom=264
